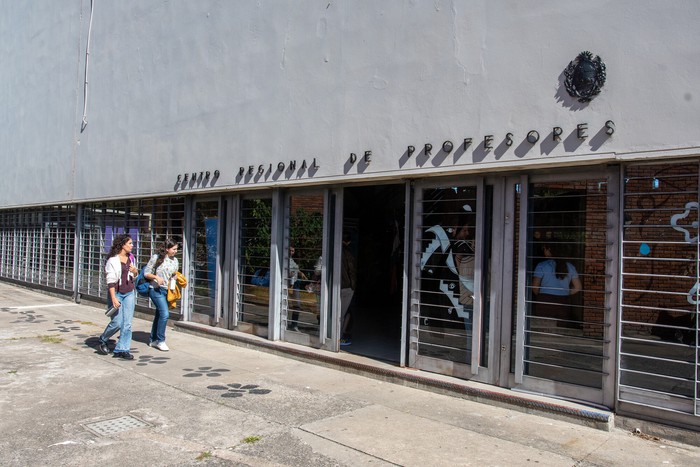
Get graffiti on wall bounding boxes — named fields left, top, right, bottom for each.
left=669, top=201, right=699, bottom=305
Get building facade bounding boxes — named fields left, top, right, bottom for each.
left=1, top=1, right=699, bottom=431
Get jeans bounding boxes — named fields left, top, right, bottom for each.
left=340, top=288, right=354, bottom=337
left=288, top=280, right=302, bottom=327
left=148, top=286, right=169, bottom=343
left=100, top=290, right=135, bottom=353
left=463, top=304, right=473, bottom=332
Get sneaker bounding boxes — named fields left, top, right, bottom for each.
left=97, top=342, right=110, bottom=355
left=154, top=341, right=169, bottom=352
left=148, top=341, right=155, bottom=347
left=290, top=326, right=300, bottom=332
left=340, top=338, right=352, bottom=346
left=113, top=352, right=134, bottom=360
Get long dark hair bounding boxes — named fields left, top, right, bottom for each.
left=107, top=234, right=132, bottom=259
left=155, top=237, right=178, bottom=269
left=542, top=243, right=569, bottom=279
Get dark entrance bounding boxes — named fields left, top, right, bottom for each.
left=341, top=184, right=405, bottom=363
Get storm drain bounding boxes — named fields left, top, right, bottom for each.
left=84, top=415, right=150, bottom=437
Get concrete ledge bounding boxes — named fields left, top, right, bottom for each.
left=174, top=321, right=614, bottom=431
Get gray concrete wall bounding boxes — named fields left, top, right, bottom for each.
left=2, top=0, right=700, bottom=207
left=0, top=1, right=82, bottom=205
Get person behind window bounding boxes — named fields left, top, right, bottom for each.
left=452, top=220, right=475, bottom=332
left=305, top=255, right=322, bottom=294
left=340, top=233, right=357, bottom=346
left=287, top=246, right=307, bottom=332
left=531, top=242, right=582, bottom=328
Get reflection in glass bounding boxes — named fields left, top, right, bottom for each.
left=192, top=201, right=219, bottom=318
left=523, top=180, right=609, bottom=389
left=417, top=186, right=478, bottom=364
left=284, top=194, right=324, bottom=338
left=237, top=198, right=272, bottom=329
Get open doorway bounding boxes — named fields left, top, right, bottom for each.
left=341, top=184, right=405, bottom=363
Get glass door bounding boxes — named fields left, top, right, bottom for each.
left=513, top=170, right=619, bottom=408
left=282, top=191, right=328, bottom=347
left=410, top=179, right=490, bottom=380
left=190, top=199, right=221, bottom=325
left=235, top=196, right=273, bottom=337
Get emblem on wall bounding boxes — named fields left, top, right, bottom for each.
left=563, top=51, right=606, bottom=102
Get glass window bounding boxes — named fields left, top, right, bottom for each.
left=284, top=194, right=325, bottom=338
left=522, top=179, right=610, bottom=389
left=237, top=198, right=272, bottom=330
left=192, top=200, right=219, bottom=319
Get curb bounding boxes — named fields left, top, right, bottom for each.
left=174, top=321, right=614, bottom=431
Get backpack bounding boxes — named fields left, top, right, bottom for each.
left=251, top=269, right=270, bottom=286
left=135, top=266, right=150, bottom=297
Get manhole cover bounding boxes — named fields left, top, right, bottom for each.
left=84, top=415, right=150, bottom=437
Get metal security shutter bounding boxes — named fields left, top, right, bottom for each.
left=619, top=162, right=700, bottom=426
left=0, top=206, right=76, bottom=293
left=78, top=198, right=185, bottom=306
left=133, top=198, right=186, bottom=309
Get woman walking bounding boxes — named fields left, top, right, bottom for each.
left=97, top=234, right=138, bottom=360
left=143, top=238, right=180, bottom=351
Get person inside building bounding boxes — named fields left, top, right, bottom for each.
left=452, top=217, right=476, bottom=333
left=531, top=242, right=582, bottom=327
left=143, top=238, right=180, bottom=351
left=97, top=233, right=139, bottom=360
left=340, top=232, right=357, bottom=346
left=287, top=245, right=307, bottom=332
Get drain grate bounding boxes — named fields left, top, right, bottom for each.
left=84, top=415, right=150, bottom=437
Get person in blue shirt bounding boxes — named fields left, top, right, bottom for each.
left=531, top=243, right=582, bottom=327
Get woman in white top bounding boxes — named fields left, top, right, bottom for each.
left=97, top=234, right=139, bottom=360
left=143, top=238, right=180, bottom=351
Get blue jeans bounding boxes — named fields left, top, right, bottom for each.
left=100, top=291, right=135, bottom=353
left=148, top=287, right=169, bottom=343
left=463, top=305, right=473, bottom=332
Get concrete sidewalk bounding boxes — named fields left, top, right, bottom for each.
left=1, top=282, right=699, bottom=466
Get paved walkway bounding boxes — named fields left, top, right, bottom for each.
left=1, top=281, right=699, bottom=466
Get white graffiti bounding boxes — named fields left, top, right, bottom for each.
left=420, top=225, right=474, bottom=320
left=688, top=282, right=699, bottom=306
left=668, top=201, right=700, bottom=304
left=670, top=201, right=699, bottom=243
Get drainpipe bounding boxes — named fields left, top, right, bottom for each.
left=73, top=204, right=83, bottom=303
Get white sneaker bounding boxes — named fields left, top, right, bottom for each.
left=155, top=341, right=169, bottom=352
left=148, top=341, right=155, bottom=347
